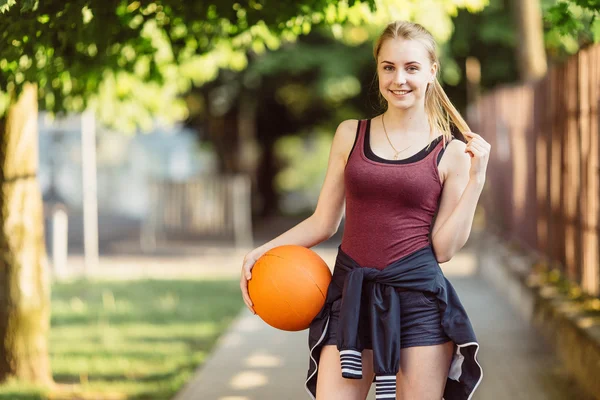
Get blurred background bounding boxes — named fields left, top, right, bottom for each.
left=1, top=0, right=600, bottom=399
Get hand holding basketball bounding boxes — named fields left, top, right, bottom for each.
left=246, top=245, right=332, bottom=331
left=240, top=249, right=263, bottom=314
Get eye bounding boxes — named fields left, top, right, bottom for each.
left=383, top=65, right=394, bottom=71
left=407, top=66, right=419, bottom=72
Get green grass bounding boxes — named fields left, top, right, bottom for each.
left=0, top=279, right=243, bottom=400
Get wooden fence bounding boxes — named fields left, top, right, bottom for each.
left=471, top=44, right=600, bottom=296
left=141, top=174, right=253, bottom=250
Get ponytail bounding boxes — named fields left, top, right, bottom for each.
left=426, top=79, right=470, bottom=147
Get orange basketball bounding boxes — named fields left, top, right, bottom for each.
left=248, top=245, right=332, bottom=331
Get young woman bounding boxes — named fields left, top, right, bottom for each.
left=240, top=21, right=488, bottom=400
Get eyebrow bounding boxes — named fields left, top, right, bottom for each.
left=380, top=60, right=421, bottom=65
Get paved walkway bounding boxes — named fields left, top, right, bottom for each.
left=53, top=244, right=251, bottom=281
left=171, top=241, right=595, bottom=400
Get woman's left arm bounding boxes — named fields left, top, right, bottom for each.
left=431, top=132, right=491, bottom=263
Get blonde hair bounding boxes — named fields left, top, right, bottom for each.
left=373, top=21, right=470, bottom=146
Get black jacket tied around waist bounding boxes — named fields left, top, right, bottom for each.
left=305, top=245, right=483, bottom=400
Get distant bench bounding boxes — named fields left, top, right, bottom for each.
left=141, top=174, right=253, bottom=250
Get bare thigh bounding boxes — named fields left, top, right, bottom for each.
left=396, top=341, right=455, bottom=400
left=316, top=345, right=375, bottom=400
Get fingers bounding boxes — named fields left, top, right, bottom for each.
left=466, top=141, right=487, bottom=156
left=239, top=276, right=256, bottom=314
left=463, top=131, right=479, bottom=138
left=466, top=147, right=483, bottom=158
left=240, top=254, right=257, bottom=314
left=463, top=132, right=477, bottom=153
left=463, top=132, right=490, bottom=158
left=465, top=143, right=484, bottom=157
left=242, top=254, right=256, bottom=280
left=463, top=131, right=490, bottom=146
left=243, top=260, right=252, bottom=280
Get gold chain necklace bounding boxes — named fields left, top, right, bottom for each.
left=381, top=113, right=415, bottom=160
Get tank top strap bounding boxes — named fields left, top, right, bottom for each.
left=432, top=135, right=454, bottom=167
left=347, top=119, right=368, bottom=163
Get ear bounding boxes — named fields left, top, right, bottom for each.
left=430, top=63, right=438, bottom=82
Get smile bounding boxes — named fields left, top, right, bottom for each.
left=390, top=89, right=412, bottom=96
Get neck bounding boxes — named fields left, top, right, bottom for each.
left=382, top=105, right=430, bottom=138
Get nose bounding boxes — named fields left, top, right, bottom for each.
left=393, top=70, right=407, bottom=85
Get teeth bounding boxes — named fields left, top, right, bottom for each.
left=392, top=90, right=410, bottom=95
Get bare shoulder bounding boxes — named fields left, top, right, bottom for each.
left=439, top=138, right=470, bottom=183
left=331, top=119, right=360, bottom=161
left=445, top=138, right=467, bottom=154
left=335, top=119, right=359, bottom=143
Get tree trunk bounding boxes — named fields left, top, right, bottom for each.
left=511, top=0, right=547, bottom=81
left=203, top=91, right=242, bottom=174
left=0, top=83, right=52, bottom=385
left=256, top=137, right=279, bottom=217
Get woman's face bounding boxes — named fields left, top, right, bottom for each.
left=377, top=38, right=437, bottom=110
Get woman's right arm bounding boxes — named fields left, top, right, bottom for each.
left=240, top=119, right=359, bottom=313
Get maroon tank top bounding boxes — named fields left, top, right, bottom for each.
left=340, top=119, right=450, bottom=270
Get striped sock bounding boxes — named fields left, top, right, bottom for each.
left=375, top=375, right=396, bottom=399
left=339, top=350, right=362, bottom=379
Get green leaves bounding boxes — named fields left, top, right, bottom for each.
left=82, top=5, right=93, bottom=24
left=0, top=0, right=37, bottom=13
left=0, top=0, right=487, bottom=132
left=590, top=15, right=600, bottom=40
left=544, top=0, right=600, bottom=53
left=0, top=0, right=16, bottom=14
left=546, top=1, right=585, bottom=36
left=568, top=0, right=600, bottom=9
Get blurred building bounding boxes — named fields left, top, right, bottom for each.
left=38, top=112, right=218, bottom=254
left=39, top=112, right=216, bottom=218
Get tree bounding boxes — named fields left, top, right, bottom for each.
left=444, top=0, right=600, bottom=111
left=512, top=0, right=600, bottom=73
left=0, top=0, right=378, bottom=385
left=544, top=0, right=600, bottom=55
left=447, top=0, right=520, bottom=111
left=511, top=0, right=548, bottom=81
left=185, top=1, right=492, bottom=216
left=185, top=33, right=375, bottom=216
left=0, top=0, right=488, bottom=388
left=0, top=82, right=51, bottom=384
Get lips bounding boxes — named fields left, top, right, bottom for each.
left=389, top=89, right=412, bottom=97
